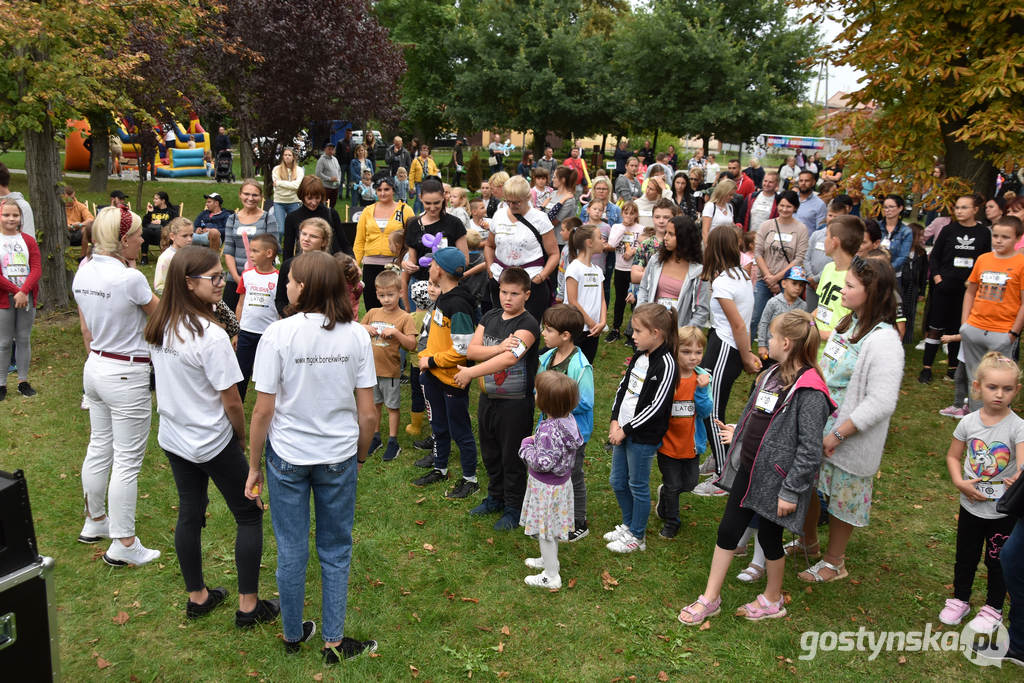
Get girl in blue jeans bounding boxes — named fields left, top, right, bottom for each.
left=605, top=304, right=679, bottom=553
left=246, top=251, right=378, bottom=664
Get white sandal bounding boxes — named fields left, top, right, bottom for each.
left=736, top=563, right=764, bottom=583
left=798, top=558, right=848, bottom=583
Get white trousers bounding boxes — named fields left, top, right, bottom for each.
left=81, top=354, right=152, bottom=538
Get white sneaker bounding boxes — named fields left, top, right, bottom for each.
left=607, top=531, right=646, bottom=553
left=692, top=480, right=727, bottom=497
left=524, top=557, right=545, bottom=569
left=78, top=516, right=109, bottom=544
left=80, top=394, right=89, bottom=411
left=524, top=573, right=562, bottom=589
left=103, top=538, right=161, bottom=567
left=698, top=456, right=717, bottom=476
left=602, top=524, right=629, bottom=542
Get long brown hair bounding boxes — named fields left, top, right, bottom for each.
left=286, top=251, right=354, bottom=329
left=833, top=255, right=898, bottom=343
left=767, top=310, right=823, bottom=390
left=144, top=246, right=220, bottom=346
left=700, top=225, right=746, bottom=282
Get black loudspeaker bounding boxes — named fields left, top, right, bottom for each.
left=0, top=470, right=58, bottom=680
left=0, top=470, right=39, bottom=577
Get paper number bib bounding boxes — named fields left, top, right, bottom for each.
left=755, top=389, right=778, bottom=413
left=671, top=400, right=695, bottom=418
left=823, top=336, right=848, bottom=363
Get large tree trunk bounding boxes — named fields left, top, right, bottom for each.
left=86, top=110, right=110, bottom=193
left=24, top=119, right=71, bottom=310
left=941, top=121, right=997, bottom=198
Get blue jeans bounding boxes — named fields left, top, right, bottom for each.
left=265, top=441, right=357, bottom=644
left=1001, top=518, right=1024, bottom=654
left=750, top=279, right=774, bottom=339
left=272, top=202, right=301, bottom=240
left=420, top=370, right=477, bottom=477
left=609, top=438, right=659, bottom=539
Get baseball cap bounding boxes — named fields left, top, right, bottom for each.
left=203, top=192, right=223, bottom=203
left=433, top=247, right=466, bottom=278
left=783, top=266, right=808, bottom=283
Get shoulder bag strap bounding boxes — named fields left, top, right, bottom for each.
left=774, top=218, right=790, bottom=263
left=513, top=212, right=546, bottom=252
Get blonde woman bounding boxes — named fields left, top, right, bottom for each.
left=272, top=147, right=304, bottom=234
left=701, top=178, right=737, bottom=243
left=73, top=206, right=162, bottom=566
left=223, top=180, right=279, bottom=311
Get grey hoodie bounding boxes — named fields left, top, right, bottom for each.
left=636, top=255, right=709, bottom=327
left=0, top=191, right=34, bottom=239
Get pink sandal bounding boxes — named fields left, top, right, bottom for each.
left=678, top=594, right=721, bottom=626
left=736, top=594, right=787, bottom=621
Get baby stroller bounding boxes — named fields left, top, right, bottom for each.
left=215, top=149, right=235, bottom=183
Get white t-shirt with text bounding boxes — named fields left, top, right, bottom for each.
left=565, top=259, right=604, bottom=331
left=237, top=267, right=280, bottom=334
left=710, top=268, right=754, bottom=349
left=72, top=254, right=153, bottom=357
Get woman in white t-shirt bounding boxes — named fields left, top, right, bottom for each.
left=485, top=175, right=559, bottom=322
left=271, top=147, right=304, bottom=235
left=245, top=250, right=378, bottom=660
left=0, top=199, right=41, bottom=400
left=564, top=225, right=606, bottom=364
left=145, top=246, right=277, bottom=624
left=694, top=225, right=761, bottom=496
left=72, top=206, right=162, bottom=567
left=701, top=178, right=737, bottom=244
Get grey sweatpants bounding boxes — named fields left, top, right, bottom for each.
left=0, top=303, right=34, bottom=384
left=571, top=443, right=587, bottom=524
left=960, top=323, right=1016, bottom=410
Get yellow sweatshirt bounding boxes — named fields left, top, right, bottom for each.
left=353, top=202, right=414, bottom=265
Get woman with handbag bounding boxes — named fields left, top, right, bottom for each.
left=485, top=175, right=560, bottom=323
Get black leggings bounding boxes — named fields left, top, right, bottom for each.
left=716, top=464, right=785, bottom=561
left=702, top=329, right=744, bottom=472
left=361, top=263, right=386, bottom=312
left=165, top=440, right=264, bottom=594
left=954, top=505, right=1015, bottom=608
left=612, top=269, right=632, bottom=331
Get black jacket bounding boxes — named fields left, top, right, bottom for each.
left=611, top=344, right=678, bottom=444
left=282, top=204, right=352, bottom=260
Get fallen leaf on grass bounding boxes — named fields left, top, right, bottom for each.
left=410, top=664, right=420, bottom=678
left=898, top=656, right=907, bottom=664
left=313, top=674, right=323, bottom=681
left=412, top=612, right=420, bottom=622
left=400, top=588, right=411, bottom=596
left=656, top=635, right=670, bottom=642
left=87, top=637, right=100, bottom=645
left=567, top=578, right=577, bottom=589
left=369, top=652, right=380, bottom=658
left=128, top=600, right=141, bottom=608
left=497, top=672, right=511, bottom=680
left=246, top=671, right=259, bottom=678
left=461, top=597, right=479, bottom=603
left=444, top=590, right=456, bottom=600
left=415, top=520, right=425, bottom=526
left=500, top=625, right=511, bottom=636
left=497, top=641, right=504, bottom=653
left=96, top=657, right=111, bottom=670
left=423, top=543, right=435, bottom=552
left=699, top=620, right=711, bottom=631
left=475, top=625, right=493, bottom=632
left=112, top=611, right=130, bottom=625
left=486, top=538, right=494, bottom=545
left=415, top=497, right=426, bottom=504
left=658, top=672, right=669, bottom=682
left=781, top=591, right=792, bottom=605
left=601, top=570, right=619, bottom=590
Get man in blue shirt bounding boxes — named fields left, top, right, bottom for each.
left=794, top=171, right=827, bottom=237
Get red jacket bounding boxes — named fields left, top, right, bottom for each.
left=736, top=172, right=756, bottom=199
left=0, top=233, right=42, bottom=308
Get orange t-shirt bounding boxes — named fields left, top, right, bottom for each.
left=659, top=373, right=698, bottom=459
left=967, top=252, right=1024, bottom=332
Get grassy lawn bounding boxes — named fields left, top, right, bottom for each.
left=0, top=157, right=1019, bottom=680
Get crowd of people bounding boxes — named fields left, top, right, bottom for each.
left=3, top=138, right=1024, bottom=667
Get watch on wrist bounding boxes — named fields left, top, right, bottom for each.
left=832, top=429, right=845, bottom=442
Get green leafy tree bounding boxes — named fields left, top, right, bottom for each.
left=616, top=0, right=817, bottom=153
left=375, top=0, right=459, bottom=141
left=451, top=0, right=618, bottom=153
left=794, top=0, right=1024, bottom=200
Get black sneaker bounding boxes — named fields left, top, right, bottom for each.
left=414, top=435, right=434, bottom=451
left=605, top=330, right=620, bottom=343
left=918, top=367, right=932, bottom=384
left=566, top=521, right=589, bottom=543
left=17, top=382, right=36, bottom=397
left=413, top=469, right=449, bottom=486
left=284, top=620, right=316, bottom=654
left=322, top=637, right=378, bottom=664
left=186, top=586, right=228, bottom=619
left=659, top=525, right=679, bottom=539
left=414, top=453, right=434, bottom=468
left=0, top=386, right=6, bottom=401
left=945, top=366, right=957, bottom=381
left=382, top=439, right=401, bottom=462
left=235, top=598, right=280, bottom=628
left=446, top=478, right=480, bottom=499
left=368, top=433, right=382, bottom=456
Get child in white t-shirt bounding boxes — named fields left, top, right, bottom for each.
left=235, top=233, right=280, bottom=400
left=153, top=218, right=194, bottom=295
left=564, top=224, right=606, bottom=365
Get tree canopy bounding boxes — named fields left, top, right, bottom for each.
left=795, top=0, right=1024, bottom=201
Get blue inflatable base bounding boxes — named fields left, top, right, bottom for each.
left=155, top=166, right=209, bottom=178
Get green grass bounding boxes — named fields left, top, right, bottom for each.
left=3, top=302, right=1023, bottom=681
